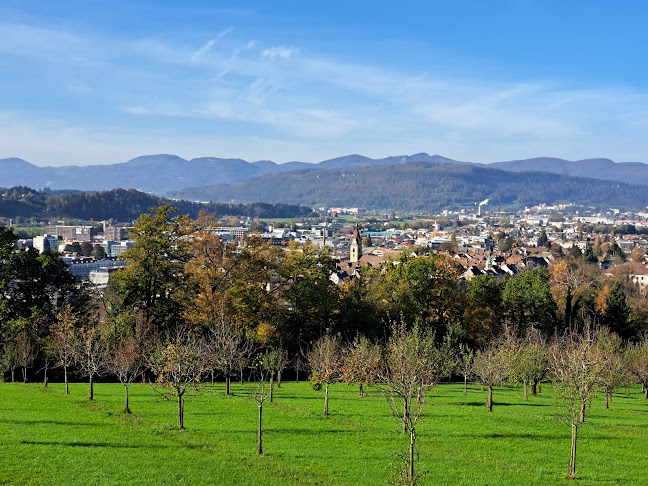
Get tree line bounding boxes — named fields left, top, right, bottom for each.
left=0, top=186, right=314, bottom=222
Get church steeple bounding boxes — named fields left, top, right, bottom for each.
left=350, top=222, right=362, bottom=263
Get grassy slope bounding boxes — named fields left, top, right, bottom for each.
left=0, top=382, right=646, bottom=485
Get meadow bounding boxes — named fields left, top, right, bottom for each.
left=0, top=381, right=646, bottom=485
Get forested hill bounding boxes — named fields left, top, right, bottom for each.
left=0, top=187, right=314, bottom=222
left=168, top=162, right=648, bottom=211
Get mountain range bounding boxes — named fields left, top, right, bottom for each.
left=3, top=153, right=648, bottom=211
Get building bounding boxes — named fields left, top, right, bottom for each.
left=33, top=234, right=59, bottom=253
left=207, top=227, right=250, bottom=239
left=65, top=258, right=127, bottom=280
left=350, top=223, right=362, bottom=263
left=45, top=225, right=97, bottom=241
left=103, top=226, right=128, bottom=241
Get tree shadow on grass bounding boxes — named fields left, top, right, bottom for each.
left=452, top=432, right=563, bottom=440
left=21, top=440, right=168, bottom=449
left=2, top=419, right=112, bottom=427
left=460, top=401, right=551, bottom=407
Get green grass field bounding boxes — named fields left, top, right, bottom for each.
left=0, top=381, right=646, bottom=485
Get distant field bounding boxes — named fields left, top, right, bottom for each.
left=0, top=382, right=646, bottom=485
left=13, top=226, right=46, bottom=237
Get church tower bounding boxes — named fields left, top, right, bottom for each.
left=350, top=222, right=362, bottom=263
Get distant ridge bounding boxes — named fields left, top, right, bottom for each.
left=167, top=161, right=648, bottom=211
left=2, top=153, right=648, bottom=194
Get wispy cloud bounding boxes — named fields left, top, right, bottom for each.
left=261, top=46, right=297, bottom=62
left=191, top=27, right=234, bottom=61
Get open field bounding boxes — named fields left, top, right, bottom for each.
left=0, top=381, right=646, bottom=485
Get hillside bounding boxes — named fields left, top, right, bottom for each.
left=5, top=153, right=648, bottom=195
left=168, top=162, right=648, bottom=211
left=489, top=157, right=648, bottom=186
left=0, top=187, right=313, bottom=222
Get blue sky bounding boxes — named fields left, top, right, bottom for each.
left=3, top=1, right=648, bottom=166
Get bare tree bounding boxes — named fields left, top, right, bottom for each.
left=148, top=325, right=205, bottom=429
left=628, top=336, right=648, bottom=399
left=510, top=329, right=548, bottom=400
left=15, top=326, right=37, bottom=383
left=381, top=320, right=444, bottom=484
left=458, top=343, right=474, bottom=396
left=549, top=324, right=603, bottom=480
left=108, top=314, right=153, bottom=414
left=472, top=344, right=508, bottom=412
left=341, top=335, right=382, bottom=397
left=78, top=321, right=109, bottom=400
left=252, top=366, right=273, bottom=455
left=308, top=333, right=343, bottom=415
left=48, top=304, right=80, bottom=395
left=596, top=328, right=624, bottom=409
left=208, top=320, right=252, bottom=396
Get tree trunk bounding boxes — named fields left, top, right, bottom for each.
left=579, top=400, right=586, bottom=423
left=277, top=370, right=282, bottom=388
left=486, top=385, right=493, bottom=412
left=644, top=386, right=647, bottom=399
left=23, top=367, right=27, bottom=383
left=124, top=384, right=131, bottom=413
left=409, top=427, right=416, bottom=483
left=417, top=385, right=423, bottom=405
left=403, top=397, right=409, bottom=433
left=538, top=382, right=542, bottom=393
left=605, top=392, right=609, bottom=409
left=240, top=369, right=244, bottom=386
left=270, top=373, right=274, bottom=403
left=463, top=375, right=467, bottom=396
left=257, top=404, right=263, bottom=455
left=568, top=423, right=578, bottom=479
left=324, top=382, right=329, bottom=415
left=43, top=367, right=48, bottom=387
left=531, top=381, right=537, bottom=396
left=226, top=375, right=231, bottom=396
left=88, top=374, right=94, bottom=400
left=359, top=383, right=364, bottom=397
left=11, top=368, right=15, bottom=383
left=523, top=381, right=528, bottom=400
left=211, top=370, right=214, bottom=384
left=178, top=394, right=184, bottom=430
left=64, top=365, right=69, bottom=395
left=296, top=368, right=299, bottom=383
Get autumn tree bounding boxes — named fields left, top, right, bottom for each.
left=78, top=320, right=109, bottom=400
left=341, top=335, right=382, bottom=397
left=472, top=343, right=508, bottom=412
left=308, top=333, right=343, bottom=415
left=550, top=259, right=598, bottom=332
left=381, top=319, right=445, bottom=484
left=109, top=313, right=154, bottom=413
left=48, top=304, right=80, bottom=394
left=148, top=325, right=205, bottom=429
left=183, top=211, right=280, bottom=344
left=108, top=205, right=188, bottom=333
left=595, top=328, right=624, bottom=409
left=549, top=325, right=603, bottom=479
